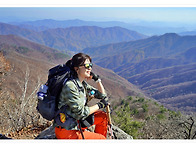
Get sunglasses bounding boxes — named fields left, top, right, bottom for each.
left=83, top=63, right=93, bottom=69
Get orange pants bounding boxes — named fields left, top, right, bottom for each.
left=55, top=111, right=108, bottom=139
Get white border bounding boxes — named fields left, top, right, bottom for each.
left=1, top=0, right=196, bottom=7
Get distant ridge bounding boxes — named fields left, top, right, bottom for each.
left=0, top=22, right=147, bottom=52
left=10, top=19, right=187, bottom=35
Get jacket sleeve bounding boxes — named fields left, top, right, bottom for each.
left=58, top=80, right=90, bottom=120
left=83, top=81, right=107, bottom=99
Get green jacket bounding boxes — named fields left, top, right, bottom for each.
left=56, top=78, right=106, bottom=130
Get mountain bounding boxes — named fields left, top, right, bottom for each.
left=11, top=19, right=187, bottom=35
left=11, top=19, right=111, bottom=31
left=1, top=48, right=194, bottom=139
left=0, top=34, right=69, bottom=64
left=84, top=33, right=196, bottom=69
left=39, top=26, right=147, bottom=52
left=115, top=57, right=181, bottom=77
left=0, top=41, right=142, bottom=106
left=179, top=31, right=196, bottom=36
left=0, top=22, right=44, bottom=43
left=1, top=50, right=193, bottom=140
left=11, top=19, right=115, bottom=30
left=0, top=34, right=147, bottom=134
left=0, top=22, right=147, bottom=52
left=115, top=47, right=196, bottom=78
left=127, top=63, right=196, bottom=112
left=83, top=33, right=196, bottom=114
left=1, top=27, right=195, bottom=139
left=175, top=47, right=196, bottom=63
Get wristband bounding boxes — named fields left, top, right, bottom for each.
left=96, top=79, right=101, bottom=83
left=97, top=102, right=104, bottom=109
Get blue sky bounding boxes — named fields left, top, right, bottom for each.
left=0, top=7, right=196, bottom=24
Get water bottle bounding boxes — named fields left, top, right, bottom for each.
left=88, top=90, right=95, bottom=96
left=37, top=84, right=48, bottom=100
left=37, top=92, right=45, bottom=100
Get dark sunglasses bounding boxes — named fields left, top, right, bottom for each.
left=83, top=63, right=93, bottom=69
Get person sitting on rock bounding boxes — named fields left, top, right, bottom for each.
left=54, top=53, right=109, bottom=139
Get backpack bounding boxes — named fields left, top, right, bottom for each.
left=36, top=62, right=74, bottom=121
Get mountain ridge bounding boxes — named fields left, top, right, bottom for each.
left=0, top=22, right=147, bottom=52
left=0, top=34, right=69, bottom=64
left=10, top=19, right=187, bottom=35
left=84, top=33, right=196, bottom=68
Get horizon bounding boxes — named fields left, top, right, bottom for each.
left=0, top=7, right=196, bottom=30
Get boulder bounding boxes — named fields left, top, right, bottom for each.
left=35, top=125, right=133, bottom=139
left=110, top=125, right=133, bottom=139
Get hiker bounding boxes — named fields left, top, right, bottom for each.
left=54, top=53, right=109, bottom=139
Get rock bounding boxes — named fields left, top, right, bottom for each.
left=35, top=125, right=133, bottom=139
left=35, top=125, right=56, bottom=139
left=111, top=125, right=133, bottom=139
left=0, top=134, right=12, bottom=139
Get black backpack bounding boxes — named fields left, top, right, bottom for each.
left=36, top=62, right=74, bottom=121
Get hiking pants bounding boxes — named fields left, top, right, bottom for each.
left=55, top=111, right=108, bottom=139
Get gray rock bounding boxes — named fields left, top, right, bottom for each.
left=35, top=125, right=133, bottom=139
left=35, top=125, right=56, bottom=139
left=111, top=125, right=133, bottom=139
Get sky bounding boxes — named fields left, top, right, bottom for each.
left=0, top=7, right=196, bottom=23
left=0, top=1, right=196, bottom=28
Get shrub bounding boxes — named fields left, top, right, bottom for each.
left=157, top=113, right=166, bottom=120
left=113, top=104, right=143, bottom=138
left=113, top=105, right=117, bottom=110
left=160, top=105, right=167, bottom=114
left=121, top=99, right=125, bottom=105
left=17, top=46, right=29, bottom=54
left=132, top=108, right=139, bottom=115
left=142, top=104, right=149, bottom=112
left=125, top=101, right=129, bottom=107
left=127, top=96, right=133, bottom=101
left=154, top=102, right=159, bottom=106
left=138, top=97, right=145, bottom=103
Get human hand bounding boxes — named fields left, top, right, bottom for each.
left=90, top=72, right=100, bottom=82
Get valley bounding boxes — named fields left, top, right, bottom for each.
left=1, top=19, right=196, bottom=139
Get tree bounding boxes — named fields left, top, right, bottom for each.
left=180, top=117, right=196, bottom=139
left=2, top=66, right=42, bottom=132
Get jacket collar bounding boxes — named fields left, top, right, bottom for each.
left=75, top=78, right=84, bottom=89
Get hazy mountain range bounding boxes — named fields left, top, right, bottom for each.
left=10, top=19, right=188, bottom=36
left=0, top=19, right=196, bottom=114
left=0, top=22, right=147, bottom=52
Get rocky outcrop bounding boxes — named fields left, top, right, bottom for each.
left=110, top=125, right=133, bottom=139
left=0, top=134, right=12, bottom=139
left=35, top=125, right=133, bottom=139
